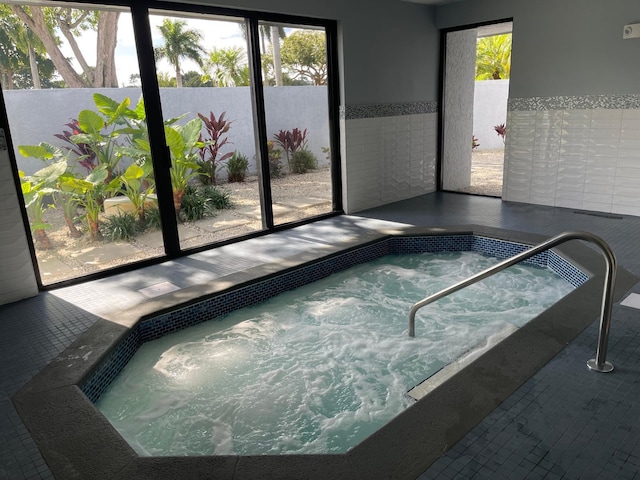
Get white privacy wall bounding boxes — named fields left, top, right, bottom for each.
left=342, top=104, right=438, bottom=213
left=5, top=87, right=330, bottom=177
left=503, top=97, right=640, bottom=215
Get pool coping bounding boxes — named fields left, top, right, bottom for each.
left=12, top=225, right=638, bottom=480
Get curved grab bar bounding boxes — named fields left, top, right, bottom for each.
left=408, top=232, right=617, bottom=373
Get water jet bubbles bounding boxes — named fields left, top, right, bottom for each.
left=97, top=251, right=575, bottom=456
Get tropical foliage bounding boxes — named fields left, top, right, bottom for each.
left=204, top=47, right=249, bottom=87
left=5, top=4, right=119, bottom=88
left=197, top=111, right=234, bottom=185
left=475, top=33, right=511, bottom=80
left=0, top=7, right=330, bottom=90
left=281, top=31, right=327, bottom=85
left=226, top=151, right=249, bottom=183
left=17, top=92, right=240, bottom=245
left=272, top=127, right=317, bottom=174
left=154, top=18, right=205, bottom=88
left=0, top=5, right=55, bottom=89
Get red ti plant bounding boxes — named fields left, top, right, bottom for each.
left=494, top=123, right=506, bottom=143
left=272, top=127, right=308, bottom=172
left=54, top=119, right=98, bottom=173
left=197, top=111, right=233, bottom=185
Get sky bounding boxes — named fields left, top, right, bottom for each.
left=61, top=11, right=248, bottom=87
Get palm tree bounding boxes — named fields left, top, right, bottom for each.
left=475, top=33, right=511, bottom=80
left=238, top=23, right=285, bottom=86
left=154, top=18, right=204, bottom=88
left=204, top=47, right=248, bottom=87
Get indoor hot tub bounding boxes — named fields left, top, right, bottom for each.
left=13, top=225, right=636, bottom=480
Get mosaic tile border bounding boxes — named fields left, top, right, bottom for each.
left=343, top=101, right=438, bottom=119
left=508, top=93, right=640, bottom=111
left=80, top=234, right=588, bottom=403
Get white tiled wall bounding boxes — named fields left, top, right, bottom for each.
left=0, top=144, right=38, bottom=305
left=504, top=108, right=640, bottom=215
left=342, top=113, right=438, bottom=213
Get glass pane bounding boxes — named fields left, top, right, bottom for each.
left=259, top=22, right=334, bottom=226
left=149, top=10, right=263, bottom=250
left=2, top=1, right=165, bottom=285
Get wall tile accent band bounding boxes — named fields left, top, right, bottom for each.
left=343, top=101, right=438, bottom=119
left=509, top=94, right=640, bottom=111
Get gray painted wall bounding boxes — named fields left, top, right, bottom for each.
left=436, top=0, right=640, bottom=98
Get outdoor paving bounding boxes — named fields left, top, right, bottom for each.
left=71, top=241, right=142, bottom=265
left=239, top=203, right=292, bottom=219
left=460, top=149, right=505, bottom=197
left=274, top=197, right=332, bottom=209
left=194, top=212, right=252, bottom=232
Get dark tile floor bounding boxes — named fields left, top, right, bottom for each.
left=3, top=192, right=640, bottom=479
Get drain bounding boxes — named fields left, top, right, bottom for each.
left=573, top=211, right=623, bottom=220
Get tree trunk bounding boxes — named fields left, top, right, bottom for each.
left=95, top=11, right=120, bottom=87
left=10, top=5, right=87, bottom=88
left=270, top=26, right=283, bottom=86
left=64, top=215, right=82, bottom=238
left=175, top=64, right=183, bottom=88
left=27, top=43, right=41, bottom=89
left=34, top=229, right=52, bottom=250
left=57, top=12, right=94, bottom=85
left=88, top=218, right=102, bottom=241
left=260, top=31, right=270, bottom=86
left=137, top=207, right=145, bottom=226
left=173, top=189, right=184, bottom=213
left=1, top=69, right=14, bottom=90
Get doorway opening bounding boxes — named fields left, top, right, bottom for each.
left=441, top=20, right=512, bottom=197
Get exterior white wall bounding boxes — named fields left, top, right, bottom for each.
left=473, top=80, right=509, bottom=150
left=0, top=142, right=38, bottom=304
left=6, top=87, right=330, bottom=176
left=343, top=111, right=437, bottom=213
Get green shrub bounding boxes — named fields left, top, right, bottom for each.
left=267, top=141, right=284, bottom=178
left=196, top=159, right=217, bottom=186
left=200, top=184, right=232, bottom=210
left=143, top=206, right=162, bottom=230
left=227, top=151, right=249, bottom=183
left=104, top=212, right=139, bottom=241
left=180, top=185, right=210, bottom=221
left=291, top=149, right=318, bottom=174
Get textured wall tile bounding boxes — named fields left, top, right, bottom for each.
left=591, top=109, right=623, bottom=129
left=612, top=195, right=640, bottom=207
left=343, top=112, right=437, bottom=213
left=611, top=204, right=639, bottom=215
left=562, top=110, right=592, bottom=128
left=618, top=149, right=640, bottom=159
left=582, top=201, right=612, bottom=212
left=555, top=191, right=584, bottom=209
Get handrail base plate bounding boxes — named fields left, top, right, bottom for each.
left=587, top=359, right=614, bottom=373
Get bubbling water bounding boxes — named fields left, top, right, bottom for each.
left=97, top=251, right=574, bottom=456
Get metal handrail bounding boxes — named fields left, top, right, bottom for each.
left=408, top=232, right=617, bottom=373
